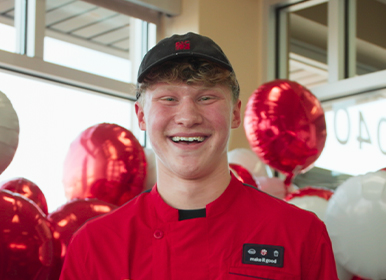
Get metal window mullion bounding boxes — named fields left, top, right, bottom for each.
left=0, top=49, right=136, bottom=99
left=128, top=18, right=147, bottom=146
left=14, top=0, right=27, bottom=55
left=26, top=0, right=45, bottom=59
left=264, top=1, right=279, bottom=82
left=276, top=7, right=289, bottom=79
left=14, top=0, right=45, bottom=58
left=284, top=0, right=327, bottom=12
left=328, top=0, right=345, bottom=82
left=346, top=0, right=356, bottom=78
left=141, top=21, right=149, bottom=55
left=129, top=18, right=144, bottom=83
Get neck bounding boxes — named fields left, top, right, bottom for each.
left=156, top=164, right=231, bottom=210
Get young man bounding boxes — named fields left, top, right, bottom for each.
left=60, top=32, right=338, bottom=279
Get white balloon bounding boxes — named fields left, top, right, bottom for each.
left=228, top=148, right=268, bottom=178
left=287, top=196, right=329, bottom=221
left=0, top=91, right=19, bottom=175
left=336, top=261, right=354, bottom=280
left=325, top=171, right=386, bottom=280
left=144, top=148, right=156, bottom=190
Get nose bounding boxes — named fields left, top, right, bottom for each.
left=174, top=99, right=203, bottom=127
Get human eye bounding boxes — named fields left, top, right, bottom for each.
left=199, top=96, right=211, bottom=101
left=198, top=95, right=217, bottom=103
left=161, top=97, right=176, bottom=101
left=158, top=96, right=178, bottom=104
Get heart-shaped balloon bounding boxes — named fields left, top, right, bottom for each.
left=244, top=79, right=326, bottom=185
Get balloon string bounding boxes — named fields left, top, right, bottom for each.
left=284, top=174, right=293, bottom=186
left=284, top=174, right=293, bottom=197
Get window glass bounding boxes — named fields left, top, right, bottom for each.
left=0, top=70, right=137, bottom=212
left=0, top=0, right=16, bottom=53
left=44, top=36, right=132, bottom=82
left=44, top=0, right=149, bottom=83
left=355, top=0, right=386, bottom=75
left=288, top=2, right=328, bottom=89
left=314, top=89, right=386, bottom=175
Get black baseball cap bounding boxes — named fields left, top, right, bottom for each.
left=137, top=32, right=234, bottom=83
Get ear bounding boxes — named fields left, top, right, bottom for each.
left=231, top=99, right=242, bottom=129
left=135, top=102, right=146, bottom=131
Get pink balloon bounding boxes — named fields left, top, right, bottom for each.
left=228, top=148, right=268, bottom=178
left=0, top=177, right=48, bottom=215
left=244, top=80, right=326, bottom=185
left=255, top=176, right=297, bottom=199
left=63, top=123, right=147, bottom=206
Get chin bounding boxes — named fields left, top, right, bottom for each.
left=172, top=165, right=206, bottom=179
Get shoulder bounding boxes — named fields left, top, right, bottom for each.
left=238, top=183, right=322, bottom=227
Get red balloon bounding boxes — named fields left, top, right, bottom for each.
left=0, top=189, right=54, bottom=280
left=63, top=123, right=147, bottom=206
left=244, top=79, right=326, bottom=185
left=229, top=163, right=258, bottom=188
left=0, top=177, right=48, bottom=215
left=284, top=186, right=334, bottom=201
left=47, top=198, right=117, bottom=280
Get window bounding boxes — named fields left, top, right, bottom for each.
left=287, top=1, right=328, bottom=88
left=267, top=0, right=386, bottom=177
left=0, top=0, right=16, bottom=53
left=44, top=0, right=141, bottom=83
left=277, top=0, right=328, bottom=88
left=0, top=0, right=157, bottom=212
left=355, top=0, right=386, bottom=76
left=0, top=70, right=135, bottom=212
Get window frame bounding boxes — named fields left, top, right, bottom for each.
left=263, top=0, right=386, bottom=102
left=0, top=0, right=159, bottom=100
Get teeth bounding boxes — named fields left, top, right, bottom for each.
left=172, top=136, right=205, bottom=142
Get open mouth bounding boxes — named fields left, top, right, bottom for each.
left=171, top=136, right=206, bottom=143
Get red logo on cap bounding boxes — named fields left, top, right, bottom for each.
left=175, top=40, right=190, bottom=50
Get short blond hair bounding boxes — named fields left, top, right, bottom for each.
left=136, top=57, right=239, bottom=105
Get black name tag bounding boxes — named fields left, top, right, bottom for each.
left=243, top=244, right=284, bottom=267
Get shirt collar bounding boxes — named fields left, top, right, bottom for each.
left=150, top=172, right=243, bottom=222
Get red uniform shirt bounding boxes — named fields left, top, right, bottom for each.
left=60, top=174, right=338, bottom=280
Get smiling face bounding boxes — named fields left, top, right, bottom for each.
left=135, top=82, right=241, bottom=181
